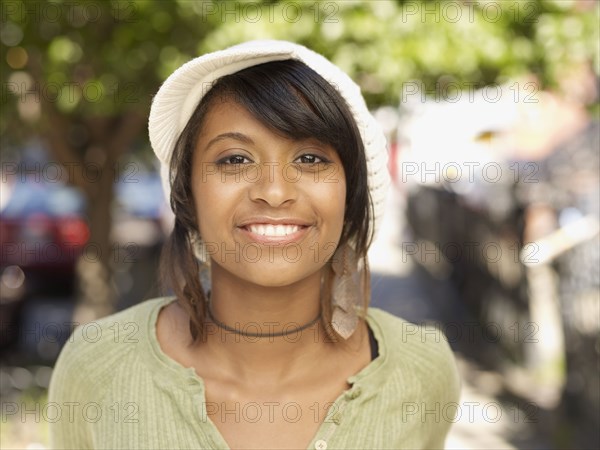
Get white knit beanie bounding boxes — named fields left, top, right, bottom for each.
left=149, top=40, right=390, bottom=240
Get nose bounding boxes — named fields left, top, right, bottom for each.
left=247, top=162, right=298, bottom=207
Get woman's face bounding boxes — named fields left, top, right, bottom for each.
left=190, top=100, right=346, bottom=287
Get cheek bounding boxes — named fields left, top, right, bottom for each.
left=192, top=189, right=211, bottom=238
left=191, top=174, right=239, bottom=239
left=314, top=174, right=346, bottom=233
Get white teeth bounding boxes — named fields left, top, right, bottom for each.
left=248, top=224, right=301, bottom=236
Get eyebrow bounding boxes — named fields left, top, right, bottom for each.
left=204, top=132, right=254, bottom=151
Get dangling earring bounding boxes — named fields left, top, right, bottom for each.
left=188, top=230, right=212, bottom=301
left=331, top=242, right=365, bottom=339
left=189, top=230, right=211, bottom=266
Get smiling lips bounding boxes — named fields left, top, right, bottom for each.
left=238, top=221, right=311, bottom=244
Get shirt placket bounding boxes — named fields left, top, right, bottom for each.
left=309, top=384, right=364, bottom=450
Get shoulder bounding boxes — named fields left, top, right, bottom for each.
left=49, top=297, right=172, bottom=399
left=366, top=307, right=461, bottom=401
left=360, top=308, right=462, bottom=449
left=47, top=297, right=174, bottom=448
left=57, top=297, right=169, bottom=364
left=367, top=307, right=456, bottom=362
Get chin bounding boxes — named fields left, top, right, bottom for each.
left=232, top=262, right=322, bottom=289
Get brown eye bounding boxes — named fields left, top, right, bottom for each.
left=217, top=155, right=251, bottom=165
left=296, top=154, right=329, bottom=164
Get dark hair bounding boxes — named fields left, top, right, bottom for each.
left=160, top=59, right=373, bottom=343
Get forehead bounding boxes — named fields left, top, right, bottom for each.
left=195, top=99, right=285, bottom=144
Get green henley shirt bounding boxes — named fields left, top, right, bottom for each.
left=49, top=297, right=461, bottom=449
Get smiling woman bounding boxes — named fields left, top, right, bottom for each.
left=48, top=40, right=461, bottom=450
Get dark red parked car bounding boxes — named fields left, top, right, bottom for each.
left=0, top=175, right=89, bottom=348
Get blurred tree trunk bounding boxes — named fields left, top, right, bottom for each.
left=42, top=100, right=146, bottom=324
left=74, top=161, right=115, bottom=324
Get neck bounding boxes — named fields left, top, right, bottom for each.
left=199, top=265, right=328, bottom=381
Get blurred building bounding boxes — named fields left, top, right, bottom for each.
left=396, top=83, right=599, bottom=447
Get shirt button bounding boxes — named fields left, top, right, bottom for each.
left=315, top=439, right=327, bottom=450
left=332, top=412, right=342, bottom=425
left=346, top=386, right=362, bottom=400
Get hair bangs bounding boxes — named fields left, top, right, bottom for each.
left=206, top=61, right=354, bottom=161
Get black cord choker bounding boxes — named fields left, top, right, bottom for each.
left=206, top=306, right=321, bottom=338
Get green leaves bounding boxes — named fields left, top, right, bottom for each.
left=1, top=0, right=597, bottom=139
